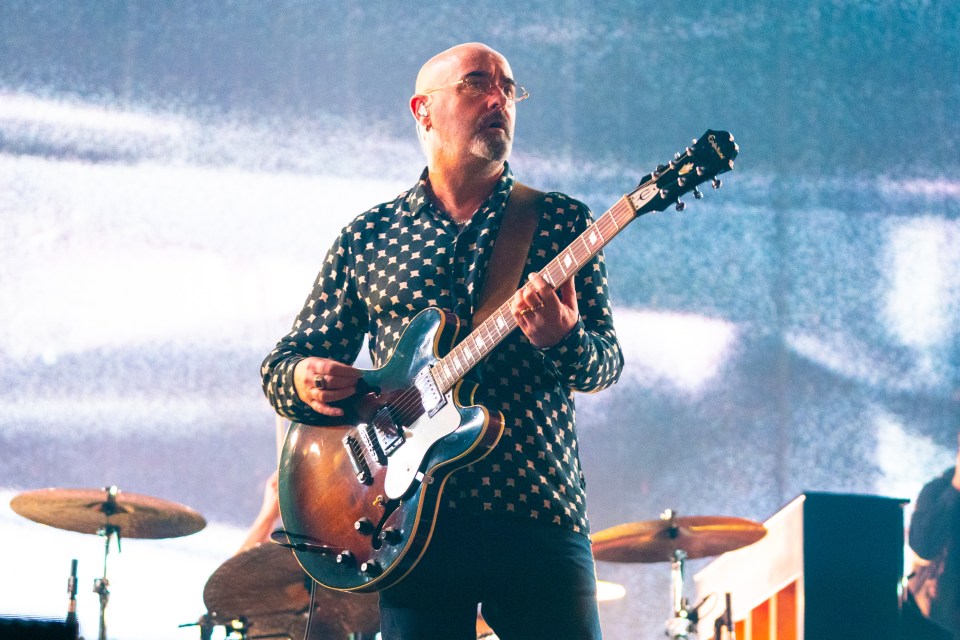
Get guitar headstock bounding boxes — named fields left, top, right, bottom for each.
left=628, top=129, right=739, bottom=215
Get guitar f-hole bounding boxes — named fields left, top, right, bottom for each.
left=368, top=497, right=402, bottom=551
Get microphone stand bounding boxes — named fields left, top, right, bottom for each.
left=66, top=558, right=79, bottom=640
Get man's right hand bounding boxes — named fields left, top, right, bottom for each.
left=293, top=357, right=362, bottom=417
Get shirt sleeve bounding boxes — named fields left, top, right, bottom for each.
left=909, top=467, right=958, bottom=561
left=535, top=195, right=623, bottom=393
left=260, top=222, right=369, bottom=423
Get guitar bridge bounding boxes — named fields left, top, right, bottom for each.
left=342, top=434, right=373, bottom=485
left=359, top=422, right=388, bottom=464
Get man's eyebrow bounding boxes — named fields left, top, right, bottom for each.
left=463, top=69, right=517, bottom=85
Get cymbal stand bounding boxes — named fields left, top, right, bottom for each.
left=95, top=486, right=123, bottom=640
left=94, top=523, right=121, bottom=640
left=655, top=508, right=696, bottom=639
left=664, top=548, right=697, bottom=639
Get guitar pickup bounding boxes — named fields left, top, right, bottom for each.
left=342, top=434, right=373, bottom=485
left=372, top=408, right=404, bottom=456
left=414, top=367, right=446, bottom=417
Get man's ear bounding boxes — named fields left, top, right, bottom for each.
left=411, top=95, right=430, bottom=129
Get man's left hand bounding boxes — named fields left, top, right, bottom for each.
left=510, top=273, right=578, bottom=348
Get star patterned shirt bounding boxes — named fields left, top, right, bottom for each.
left=262, top=163, right=623, bottom=536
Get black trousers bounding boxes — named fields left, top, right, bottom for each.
left=378, top=511, right=602, bottom=640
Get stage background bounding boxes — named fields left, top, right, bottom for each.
left=1, top=2, right=958, bottom=638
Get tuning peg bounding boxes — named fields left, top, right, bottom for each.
left=657, top=164, right=668, bottom=174
left=712, top=178, right=722, bottom=189
left=674, top=152, right=682, bottom=161
left=675, top=200, right=686, bottom=212
left=696, top=166, right=706, bottom=176
left=677, top=177, right=686, bottom=187
left=659, top=188, right=670, bottom=200
left=693, top=187, right=703, bottom=199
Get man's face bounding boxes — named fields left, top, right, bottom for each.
left=421, top=46, right=517, bottom=165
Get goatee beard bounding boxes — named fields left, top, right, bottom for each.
left=472, top=130, right=512, bottom=163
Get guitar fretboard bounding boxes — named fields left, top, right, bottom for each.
left=430, top=194, right=640, bottom=394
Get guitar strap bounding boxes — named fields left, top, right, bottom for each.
left=473, top=182, right=545, bottom=326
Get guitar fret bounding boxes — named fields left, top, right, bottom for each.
left=462, top=345, right=472, bottom=368
left=606, top=209, right=621, bottom=231
left=452, top=352, right=464, bottom=375
left=437, top=361, right=450, bottom=391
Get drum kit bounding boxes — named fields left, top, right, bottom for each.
left=10, top=486, right=764, bottom=640
left=7, top=485, right=380, bottom=640
left=592, top=508, right=767, bottom=639
left=9, top=485, right=206, bottom=640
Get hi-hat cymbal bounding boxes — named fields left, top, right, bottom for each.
left=9, top=486, right=206, bottom=539
left=203, top=542, right=379, bottom=637
left=592, top=513, right=766, bottom=563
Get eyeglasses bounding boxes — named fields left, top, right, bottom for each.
left=421, top=75, right=530, bottom=104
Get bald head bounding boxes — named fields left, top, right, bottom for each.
left=410, top=42, right=518, bottom=172
left=415, top=42, right=510, bottom=94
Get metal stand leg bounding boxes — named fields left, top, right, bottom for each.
left=94, top=487, right=123, bottom=640
left=661, top=510, right=697, bottom=639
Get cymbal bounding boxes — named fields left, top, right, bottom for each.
left=9, top=486, right=206, bottom=539
left=203, top=542, right=379, bottom=637
left=592, top=513, right=766, bottom=563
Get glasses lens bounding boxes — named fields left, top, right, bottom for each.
left=455, top=77, right=527, bottom=103
left=462, top=77, right=491, bottom=93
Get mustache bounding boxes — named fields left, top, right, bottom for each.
left=477, top=111, right=510, bottom=132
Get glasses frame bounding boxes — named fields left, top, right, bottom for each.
left=421, top=76, right=530, bottom=104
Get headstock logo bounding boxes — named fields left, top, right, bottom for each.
left=679, top=163, right=693, bottom=176
left=708, top=134, right=726, bottom=160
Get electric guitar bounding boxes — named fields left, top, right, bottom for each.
left=277, top=130, right=739, bottom=592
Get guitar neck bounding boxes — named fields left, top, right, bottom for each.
left=430, top=194, right=640, bottom=394
left=429, top=128, right=740, bottom=394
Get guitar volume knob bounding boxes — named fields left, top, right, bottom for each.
left=336, top=550, right=355, bottom=566
left=360, top=560, right=382, bottom=576
left=354, top=517, right=375, bottom=535
left=379, top=527, right=403, bottom=545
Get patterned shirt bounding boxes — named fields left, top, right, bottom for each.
left=261, top=163, right=623, bottom=536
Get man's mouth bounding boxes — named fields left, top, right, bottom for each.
left=480, top=114, right=507, bottom=131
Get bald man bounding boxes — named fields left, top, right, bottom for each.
left=262, top=43, right=623, bottom=639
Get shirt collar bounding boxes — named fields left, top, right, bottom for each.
left=403, top=162, right=516, bottom=221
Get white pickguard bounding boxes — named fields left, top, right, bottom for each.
left=382, top=391, right=461, bottom=499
